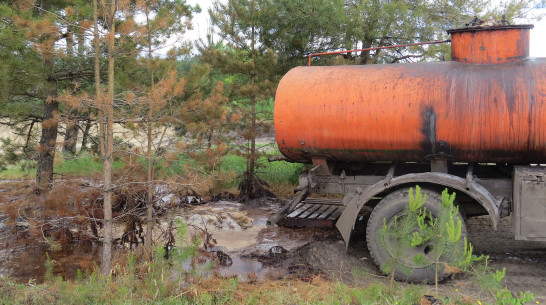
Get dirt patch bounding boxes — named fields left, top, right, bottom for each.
left=285, top=240, right=376, bottom=282
left=270, top=215, right=546, bottom=302
left=467, top=216, right=546, bottom=302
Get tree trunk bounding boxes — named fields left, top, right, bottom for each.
left=145, top=7, right=155, bottom=252
left=248, top=87, right=256, bottom=198
left=99, top=0, right=115, bottom=278
left=145, top=104, right=154, bottom=251
left=35, top=99, right=59, bottom=191
left=80, top=119, right=92, bottom=152
left=63, top=118, right=79, bottom=155
left=66, top=28, right=73, bottom=57
left=248, top=15, right=257, bottom=199
left=77, top=25, right=85, bottom=56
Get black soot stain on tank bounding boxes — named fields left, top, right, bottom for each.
left=422, top=106, right=437, bottom=155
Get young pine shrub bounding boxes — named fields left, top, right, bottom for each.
left=378, top=186, right=428, bottom=287
left=379, top=186, right=477, bottom=294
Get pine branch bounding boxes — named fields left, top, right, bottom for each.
left=390, top=54, right=424, bottom=63
left=48, top=70, right=94, bottom=82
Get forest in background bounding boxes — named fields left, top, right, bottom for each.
left=0, top=0, right=543, bottom=292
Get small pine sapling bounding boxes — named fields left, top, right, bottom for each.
left=379, top=186, right=481, bottom=295
left=379, top=186, right=427, bottom=288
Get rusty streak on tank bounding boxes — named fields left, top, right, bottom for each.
left=274, top=25, right=546, bottom=164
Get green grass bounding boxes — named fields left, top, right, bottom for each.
left=0, top=164, right=35, bottom=179
left=156, top=153, right=197, bottom=177
left=0, top=266, right=429, bottom=305
left=55, top=155, right=123, bottom=176
left=0, top=151, right=305, bottom=191
left=0, top=155, right=124, bottom=179
left=220, top=154, right=305, bottom=187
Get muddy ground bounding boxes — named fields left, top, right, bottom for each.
left=1, top=191, right=545, bottom=302
left=466, top=216, right=546, bottom=301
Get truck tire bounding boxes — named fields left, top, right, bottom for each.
left=366, top=188, right=467, bottom=283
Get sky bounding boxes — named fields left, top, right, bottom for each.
left=185, top=0, right=546, bottom=58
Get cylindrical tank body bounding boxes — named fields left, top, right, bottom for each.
left=274, top=57, right=546, bottom=164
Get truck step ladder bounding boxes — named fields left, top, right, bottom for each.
left=267, top=191, right=345, bottom=228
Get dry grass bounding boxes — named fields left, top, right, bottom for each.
left=227, top=211, right=253, bottom=229
left=267, top=182, right=299, bottom=198
left=188, top=275, right=352, bottom=304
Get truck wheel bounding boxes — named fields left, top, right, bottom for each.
left=366, top=188, right=467, bottom=283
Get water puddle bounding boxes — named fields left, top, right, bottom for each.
left=0, top=242, right=99, bottom=282
left=0, top=199, right=320, bottom=283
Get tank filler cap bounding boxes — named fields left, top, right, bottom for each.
left=447, top=19, right=534, bottom=64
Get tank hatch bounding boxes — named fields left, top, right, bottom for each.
left=447, top=19, right=534, bottom=64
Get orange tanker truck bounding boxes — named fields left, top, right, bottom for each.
left=269, top=22, right=546, bottom=282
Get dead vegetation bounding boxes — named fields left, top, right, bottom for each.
left=0, top=179, right=162, bottom=253
left=238, top=171, right=277, bottom=201
left=0, top=178, right=258, bottom=284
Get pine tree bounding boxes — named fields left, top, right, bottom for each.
left=100, top=0, right=116, bottom=277
left=205, top=0, right=277, bottom=200
left=1, top=1, right=97, bottom=191
left=258, top=0, right=537, bottom=67
left=177, top=59, right=235, bottom=194
left=127, top=0, right=195, bottom=253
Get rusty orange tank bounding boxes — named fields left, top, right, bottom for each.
left=274, top=25, right=546, bottom=164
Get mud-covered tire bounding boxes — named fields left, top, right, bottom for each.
left=366, top=188, right=467, bottom=283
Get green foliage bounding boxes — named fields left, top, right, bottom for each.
left=203, top=0, right=280, bottom=199
left=412, top=189, right=466, bottom=285
left=460, top=237, right=484, bottom=269
left=493, top=267, right=507, bottom=283
left=409, top=185, right=427, bottom=211
left=44, top=252, right=54, bottom=282
left=0, top=133, right=38, bottom=171
left=220, top=153, right=305, bottom=186
left=379, top=187, right=475, bottom=291
left=495, top=289, right=534, bottom=305
left=256, top=0, right=541, bottom=68
left=0, top=4, right=45, bottom=104
left=447, top=210, right=463, bottom=243
left=379, top=186, right=535, bottom=303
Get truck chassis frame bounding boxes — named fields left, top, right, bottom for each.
left=269, top=160, right=546, bottom=245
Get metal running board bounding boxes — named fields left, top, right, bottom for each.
left=267, top=192, right=345, bottom=228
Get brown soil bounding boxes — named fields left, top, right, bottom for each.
left=1, top=184, right=545, bottom=302
left=234, top=207, right=546, bottom=303
left=275, top=215, right=546, bottom=302
left=467, top=216, right=546, bottom=302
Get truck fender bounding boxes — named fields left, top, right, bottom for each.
left=335, top=172, right=501, bottom=249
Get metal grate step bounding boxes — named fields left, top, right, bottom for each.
left=277, top=199, right=345, bottom=228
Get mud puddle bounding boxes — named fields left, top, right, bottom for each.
left=0, top=198, right=330, bottom=283
left=0, top=241, right=100, bottom=283
left=175, top=200, right=329, bottom=282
